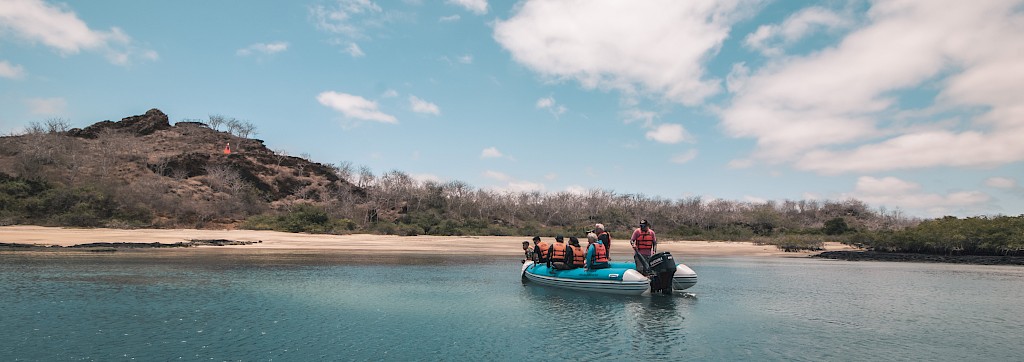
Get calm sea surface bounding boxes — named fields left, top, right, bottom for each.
left=1, top=251, right=1022, bottom=361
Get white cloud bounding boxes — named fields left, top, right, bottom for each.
left=645, top=123, right=691, bottom=144
left=622, top=109, right=658, bottom=128
left=564, top=185, right=588, bottom=195
left=544, top=173, right=557, bottom=181
left=316, top=91, right=397, bottom=124
left=309, top=0, right=382, bottom=38
left=346, top=43, right=365, bottom=57
left=727, top=158, right=754, bottom=169
left=457, top=54, right=473, bottom=64
left=480, top=147, right=503, bottom=158
left=671, top=149, right=698, bottom=164
left=0, top=0, right=157, bottom=65
left=744, top=195, right=768, bottom=203
left=381, top=89, right=398, bottom=98
left=481, top=171, right=547, bottom=193
left=722, top=1, right=1024, bottom=174
left=536, top=96, right=567, bottom=117
left=985, top=177, right=1017, bottom=189
left=744, top=6, right=850, bottom=56
left=0, top=60, right=25, bottom=79
left=236, top=41, right=289, bottom=56
left=447, top=0, right=487, bottom=15
left=439, top=14, right=461, bottom=22
left=849, top=176, right=990, bottom=216
left=410, top=173, right=444, bottom=185
left=725, top=62, right=749, bottom=93
left=482, top=170, right=509, bottom=181
left=535, top=97, right=554, bottom=109
left=495, top=1, right=751, bottom=106
left=504, top=180, right=545, bottom=193
left=25, top=97, right=66, bottom=115
left=409, top=96, right=440, bottom=115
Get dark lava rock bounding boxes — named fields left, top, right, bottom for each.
left=69, top=108, right=171, bottom=138
left=149, top=152, right=211, bottom=178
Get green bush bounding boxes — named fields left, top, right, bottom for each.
left=848, top=215, right=1024, bottom=256
left=823, top=217, right=851, bottom=235
left=755, top=235, right=825, bottom=252
left=240, top=205, right=353, bottom=234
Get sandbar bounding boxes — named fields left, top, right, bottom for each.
left=0, top=225, right=858, bottom=258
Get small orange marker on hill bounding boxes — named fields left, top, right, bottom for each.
left=223, top=142, right=231, bottom=154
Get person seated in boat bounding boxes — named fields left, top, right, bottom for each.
left=629, top=219, right=657, bottom=258
left=522, top=240, right=535, bottom=263
left=532, top=236, right=550, bottom=263
left=584, top=232, right=610, bottom=271
left=567, top=236, right=585, bottom=269
left=547, top=235, right=573, bottom=269
left=594, top=223, right=612, bottom=253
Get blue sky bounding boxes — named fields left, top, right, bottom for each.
left=1, top=0, right=1022, bottom=218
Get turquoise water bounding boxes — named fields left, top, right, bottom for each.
left=2, top=252, right=1023, bottom=361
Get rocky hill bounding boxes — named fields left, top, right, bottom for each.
left=0, top=109, right=362, bottom=227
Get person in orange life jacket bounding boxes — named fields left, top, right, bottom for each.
left=532, top=236, right=550, bottom=263
left=567, top=236, right=585, bottom=268
left=594, top=223, right=611, bottom=253
left=584, top=232, right=610, bottom=271
left=547, top=235, right=573, bottom=269
left=629, top=219, right=657, bottom=258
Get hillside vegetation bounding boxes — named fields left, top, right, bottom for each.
left=2, top=109, right=1020, bottom=256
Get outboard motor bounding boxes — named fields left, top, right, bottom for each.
left=648, top=252, right=678, bottom=295
left=633, top=252, right=652, bottom=274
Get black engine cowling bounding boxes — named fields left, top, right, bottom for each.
left=648, top=252, right=678, bottom=274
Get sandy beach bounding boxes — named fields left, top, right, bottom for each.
left=0, top=225, right=858, bottom=258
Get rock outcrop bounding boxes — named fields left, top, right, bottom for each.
left=69, top=108, right=171, bottom=138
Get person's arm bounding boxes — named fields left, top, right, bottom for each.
left=651, top=230, right=657, bottom=253
left=630, top=229, right=639, bottom=248
left=565, top=247, right=573, bottom=264
left=585, top=245, right=595, bottom=270
left=546, top=245, right=554, bottom=266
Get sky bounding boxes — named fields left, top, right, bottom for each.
left=1, top=0, right=1022, bottom=219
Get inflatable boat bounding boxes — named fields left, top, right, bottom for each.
left=521, top=252, right=697, bottom=296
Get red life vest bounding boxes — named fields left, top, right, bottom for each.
left=536, top=241, right=550, bottom=260
left=593, top=243, right=609, bottom=263
left=570, top=245, right=585, bottom=266
left=550, top=242, right=567, bottom=261
left=634, top=230, right=654, bottom=251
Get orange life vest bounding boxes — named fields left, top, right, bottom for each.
left=634, top=230, right=654, bottom=251
left=550, top=242, right=567, bottom=261
left=570, top=245, right=585, bottom=266
left=536, top=241, right=550, bottom=260
left=593, top=243, right=609, bottom=263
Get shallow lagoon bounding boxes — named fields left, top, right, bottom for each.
left=2, top=253, right=1022, bottom=361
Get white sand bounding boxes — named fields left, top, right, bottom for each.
left=0, top=225, right=858, bottom=257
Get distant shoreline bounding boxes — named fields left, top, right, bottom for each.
left=4, top=226, right=1022, bottom=266
left=814, top=250, right=1024, bottom=266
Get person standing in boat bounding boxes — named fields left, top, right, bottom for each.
left=629, top=219, right=657, bottom=258
left=594, top=223, right=612, bottom=253
left=567, top=236, right=585, bottom=269
left=547, top=235, right=572, bottom=269
left=584, top=232, right=610, bottom=271
left=532, top=236, right=550, bottom=264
